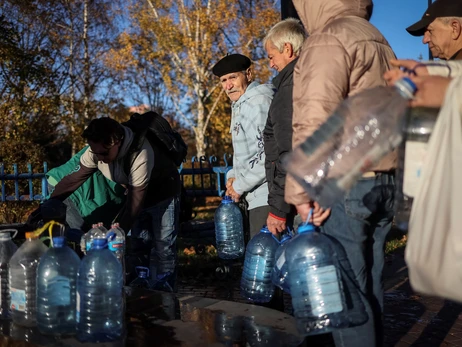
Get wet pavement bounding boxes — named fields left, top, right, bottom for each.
left=177, top=248, right=462, bottom=347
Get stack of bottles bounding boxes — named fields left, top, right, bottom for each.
left=2, top=221, right=125, bottom=342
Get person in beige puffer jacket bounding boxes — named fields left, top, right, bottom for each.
left=285, top=0, right=396, bottom=346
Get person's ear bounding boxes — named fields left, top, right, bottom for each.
left=246, top=68, right=252, bottom=83
left=284, top=42, right=294, bottom=57
left=451, top=19, right=462, bottom=40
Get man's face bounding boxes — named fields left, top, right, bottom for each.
left=265, top=41, right=293, bottom=72
left=423, top=18, right=454, bottom=59
left=88, top=140, right=120, bottom=164
left=220, top=70, right=251, bottom=102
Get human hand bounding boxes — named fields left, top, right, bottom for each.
left=384, top=59, right=429, bottom=86
left=410, top=75, right=451, bottom=108
left=226, top=184, right=241, bottom=202
left=266, top=214, right=287, bottom=235
left=226, top=178, right=235, bottom=190
left=296, top=201, right=331, bottom=226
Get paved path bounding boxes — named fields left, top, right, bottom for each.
left=177, top=248, right=462, bottom=347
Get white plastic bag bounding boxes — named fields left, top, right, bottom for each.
left=405, top=76, right=462, bottom=302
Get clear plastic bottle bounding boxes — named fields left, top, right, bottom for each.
left=271, top=231, right=293, bottom=294
left=9, top=232, right=48, bottom=327
left=214, top=196, right=245, bottom=259
left=76, top=237, right=123, bottom=343
left=36, top=236, right=80, bottom=335
left=285, top=78, right=417, bottom=208
left=129, top=266, right=150, bottom=289
left=394, top=107, right=438, bottom=231
left=240, top=226, right=279, bottom=303
left=0, top=229, right=18, bottom=319
left=286, top=223, right=349, bottom=336
left=107, top=223, right=125, bottom=282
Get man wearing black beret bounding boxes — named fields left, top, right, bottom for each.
left=213, top=53, right=275, bottom=240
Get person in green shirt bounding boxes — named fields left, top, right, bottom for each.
left=46, top=146, right=126, bottom=231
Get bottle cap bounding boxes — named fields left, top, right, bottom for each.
left=92, top=238, right=108, bottom=250
left=25, top=232, right=38, bottom=239
left=280, top=233, right=292, bottom=243
left=136, top=266, right=150, bottom=279
left=222, top=196, right=233, bottom=203
left=52, top=236, right=65, bottom=248
left=260, top=226, right=271, bottom=234
left=396, top=77, right=418, bottom=99
left=297, top=223, right=315, bottom=234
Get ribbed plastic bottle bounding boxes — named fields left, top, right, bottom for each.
left=9, top=232, right=48, bottom=327
left=286, top=223, right=349, bottom=336
left=285, top=78, right=417, bottom=208
left=271, top=231, right=293, bottom=294
left=76, top=236, right=123, bottom=342
left=240, top=226, right=279, bottom=303
left=107, top=223, right=125, bottom=282
left=0, top=229, right=18, bottom=319
left=36, top=236, right=80, bottom=335
left=214, top=196, right=245, bottom=259
left=129, top=266, right=150, bottom=289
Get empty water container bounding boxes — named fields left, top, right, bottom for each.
left=9, top=232, right=48, bottom=327
left=76, top=236, right=123, bottom=342
left=240, top=226, right=279, bottom=303
left=36, top=236, right=80, bottom=335
left=271, top=230, right=293, bottom=294
left=214, top=196, right=245, bottom=259
left=0, top=229, right=18, bottom=319
left=286, top=223, right=349, bottom=336
left=129, top=266, right=150, bottom=289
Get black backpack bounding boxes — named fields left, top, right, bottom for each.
left=122, top=111, right=187, bottom=172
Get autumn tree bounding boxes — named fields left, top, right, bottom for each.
left=107, top=0, right=279, bottom=157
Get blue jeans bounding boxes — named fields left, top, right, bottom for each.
left=130, top=196, right=180, bottom=291
left=321, top=173, right=394, bottom=347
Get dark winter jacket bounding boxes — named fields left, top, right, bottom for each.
left=263, top=58, right=298, bottom=219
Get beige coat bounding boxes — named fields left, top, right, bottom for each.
left=285, top=0, right=397, bottom=206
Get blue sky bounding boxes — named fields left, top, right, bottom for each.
left=370, top=0, right=430, bottom=60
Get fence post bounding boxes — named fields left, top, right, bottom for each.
left=27, top=163, right=33, bottom=201
left=41, top=162, right=48, bottom=200
left=13, top=164, right=19, bottom=201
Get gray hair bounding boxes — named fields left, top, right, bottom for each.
left=438, top=17, right=462, bottom=25
left=263, top=18, right=306, bottom=56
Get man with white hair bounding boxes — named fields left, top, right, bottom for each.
left=262, top=18, right=306, bottom=235
left=406, top=0, right=462, bottom=60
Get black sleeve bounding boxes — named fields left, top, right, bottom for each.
left=117, top=184, right=149, bottom=232
left=268, top=85, right=294, bottom=218
left=50, top=164, right=97, bottom=201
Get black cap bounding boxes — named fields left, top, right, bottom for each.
left=212, top=54, right=251, bottom=77
left=406, top=0, right=462, bottom=37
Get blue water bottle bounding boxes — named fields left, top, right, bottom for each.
left=36, top=236, right=80, bottom=335
left=271, top=229, right=293, bottom=294
left=240, top=226, right=279, bottom=303
left=214, top=196, right=245, bottom=259
left=76, top=235, right=123, bottom=342
left=286, top=220, right=349, bottom=336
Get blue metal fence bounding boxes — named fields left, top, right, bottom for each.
left=0, top=155, right=232, bottom=202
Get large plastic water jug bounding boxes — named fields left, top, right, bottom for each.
left=0, top=229, right=18, bottom=319
left=240, top=226, right=279, bottom=303
left=271, top=230, right=293, bottom=293
left=76, top=235, right=123, bottom=342
left=9, top=232, right=48, bottom=327
left=36, top=236, right=80, bottom=335
left=214, top=196, right=245, bottom=259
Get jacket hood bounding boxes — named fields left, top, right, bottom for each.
left=233, top=81, right=275, bottom=107
left=293, top=0, right=372, bottom=34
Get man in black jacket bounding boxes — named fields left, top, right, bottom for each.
left=263, top=18, right=306, bottom=235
